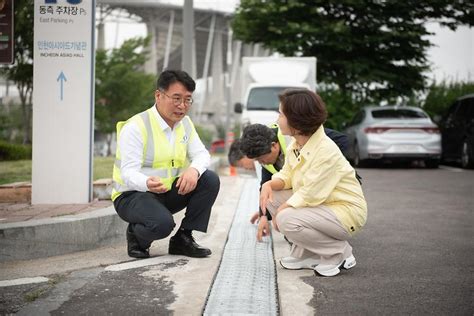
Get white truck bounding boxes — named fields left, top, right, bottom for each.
left=234, top=56, right=317, bottom=130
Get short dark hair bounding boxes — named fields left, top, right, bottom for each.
left=278, top=89, right=327, bottom=136
left=240, top=124, right=277, bottom=159
left=157, top=70, right=196, bottom=92
left=228, top=139, right=245, bottom=166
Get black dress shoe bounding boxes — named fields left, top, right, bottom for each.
left=126, top=225, right=150, bottom=259
left=168, top=231, right=211, bottom=258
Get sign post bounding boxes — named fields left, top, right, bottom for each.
left=32, top=0, right=95, bottom=204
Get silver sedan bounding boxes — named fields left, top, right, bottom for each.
left=343, top=106, right=441, bottom=168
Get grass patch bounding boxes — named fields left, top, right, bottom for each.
left=0, top=154, right=223, bottom=185
left=93, top=156, right=114, bottom=180
left=0, top=157, right=115, bottom=185
left=24, top=287, right=48, bottom=302
left=0, top=159, right=31, bottom=185
left=23, top=275, right=64, bottom=303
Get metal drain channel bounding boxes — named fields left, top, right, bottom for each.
left=204, top=178, right=278, bottom=315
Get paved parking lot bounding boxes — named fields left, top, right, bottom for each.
left=1, top=165, right=473, bottom=315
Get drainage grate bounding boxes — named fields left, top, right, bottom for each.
left=204, top=178, right=279, bottom=315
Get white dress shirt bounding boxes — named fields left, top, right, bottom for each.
left=118, top=105, right=211, bottom=192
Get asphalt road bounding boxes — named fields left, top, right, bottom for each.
left=302, top=165, right=474, bottom=315
left=1, top=165, right=473, bottom=315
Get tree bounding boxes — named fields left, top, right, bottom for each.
left=423, top=80, right=474, bottom=120
left=1, top=0, right=34, bottom=144
left=95, top=37, right=155, bottom=156
left=232, top=1, right=473, bottom=105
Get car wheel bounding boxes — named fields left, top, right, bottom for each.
left=424, top=158, right=440, bottom=169
left=461, top=140, right=474, bottom=169
left=353, top=144, right=360, bottom=166
left=353, top=144, right=367, bottom=167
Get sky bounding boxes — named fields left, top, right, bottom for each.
left=425, top=23, right=473, bottom=83
left=102, top=7, right=474, bottom=84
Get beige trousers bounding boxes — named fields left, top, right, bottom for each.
left=266, top=189, right=353, bottom=265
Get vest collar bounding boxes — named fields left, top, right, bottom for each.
left=151, top=104, right=182, bottom=132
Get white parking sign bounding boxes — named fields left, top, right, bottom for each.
left=32, top=0, right=95, bottom=204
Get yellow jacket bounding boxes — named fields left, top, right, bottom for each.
left=272, top=126, right=367, bottom=234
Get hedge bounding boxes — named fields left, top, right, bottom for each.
left=0, top=141, right=32, bottom=161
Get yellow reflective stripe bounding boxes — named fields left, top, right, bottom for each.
left=111, top=189, right=122, bottom=201
left=140, top=110, right=155, bottom=168
left=147, top=109, right=174, bottom=170
left=131, top=114, right=148, bottom=166
left=263, top=164, right=278, bottom=174
left=142, top=168, right=169, bottom=178
left=173, top=121, right=187, bottom=167
left=277, top=128, right=287, bottom=155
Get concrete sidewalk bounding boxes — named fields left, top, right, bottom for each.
left=0, top=189, right=122, bottom=262
left=0, top=170, right=314, bottom=315
left=0, top=200, right=113, bottom=224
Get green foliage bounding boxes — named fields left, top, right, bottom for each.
left=0, top=157, right=116, bottom=185
left=232, top=0, right=473, bottom=105
left=0, top=103, right=25, bottom=143
left=0, top=159, right=31, bottom=185
left=423, top=80, right=474, bottom=119
left=319, top=88, right=362, bottom=130
left=24, top=287, right=48, bottom=302
left=0, top=140, right=32, bottom=161
left=215, top=124, right=227, bottom=140
left=2, top=0, right=34, bottom=86
left=233, top=124, right=241, bottom=139
left=95, top=37, right=156, bottom=135
left=93, top=156, right=115, bottom=180
left=1, top=0, right=34, bottom=144
left=194, top=125, right=214, bottom=149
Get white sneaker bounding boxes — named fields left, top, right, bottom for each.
left=314, top=255, right=356, bottom=277
left=280, top=256, right=320, bottom=270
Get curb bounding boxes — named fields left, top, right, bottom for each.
left=0, top=157, right=222, bottom=262
left=0, top=206, right=127, bottom=262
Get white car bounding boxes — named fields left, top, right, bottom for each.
left=343, top=106, right=441, bottom=168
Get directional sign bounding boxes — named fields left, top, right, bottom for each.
left=56, top=71, right=67, bottom=101
left=32, top=0, right=95, bottom=204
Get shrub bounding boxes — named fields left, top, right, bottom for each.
left=194, top=125, right=214, bottom=149
left=0, top=141, right=32, bottom=161
left=423, top=80, right=474, bottom=119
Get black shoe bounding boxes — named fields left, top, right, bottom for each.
left=168, top=231, right=211, bottom=258
left=126, top=225, right=150, bottom=259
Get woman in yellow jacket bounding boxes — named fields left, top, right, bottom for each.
left=260, top=89, right=368, bottom=277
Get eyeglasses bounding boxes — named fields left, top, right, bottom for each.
left=160, top=90, right=193, bottom=106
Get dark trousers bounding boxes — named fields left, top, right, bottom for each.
left=113, top=170, right=220, bottom=249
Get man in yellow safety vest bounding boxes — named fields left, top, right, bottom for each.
left=112, top=70, right=220, bottom=259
